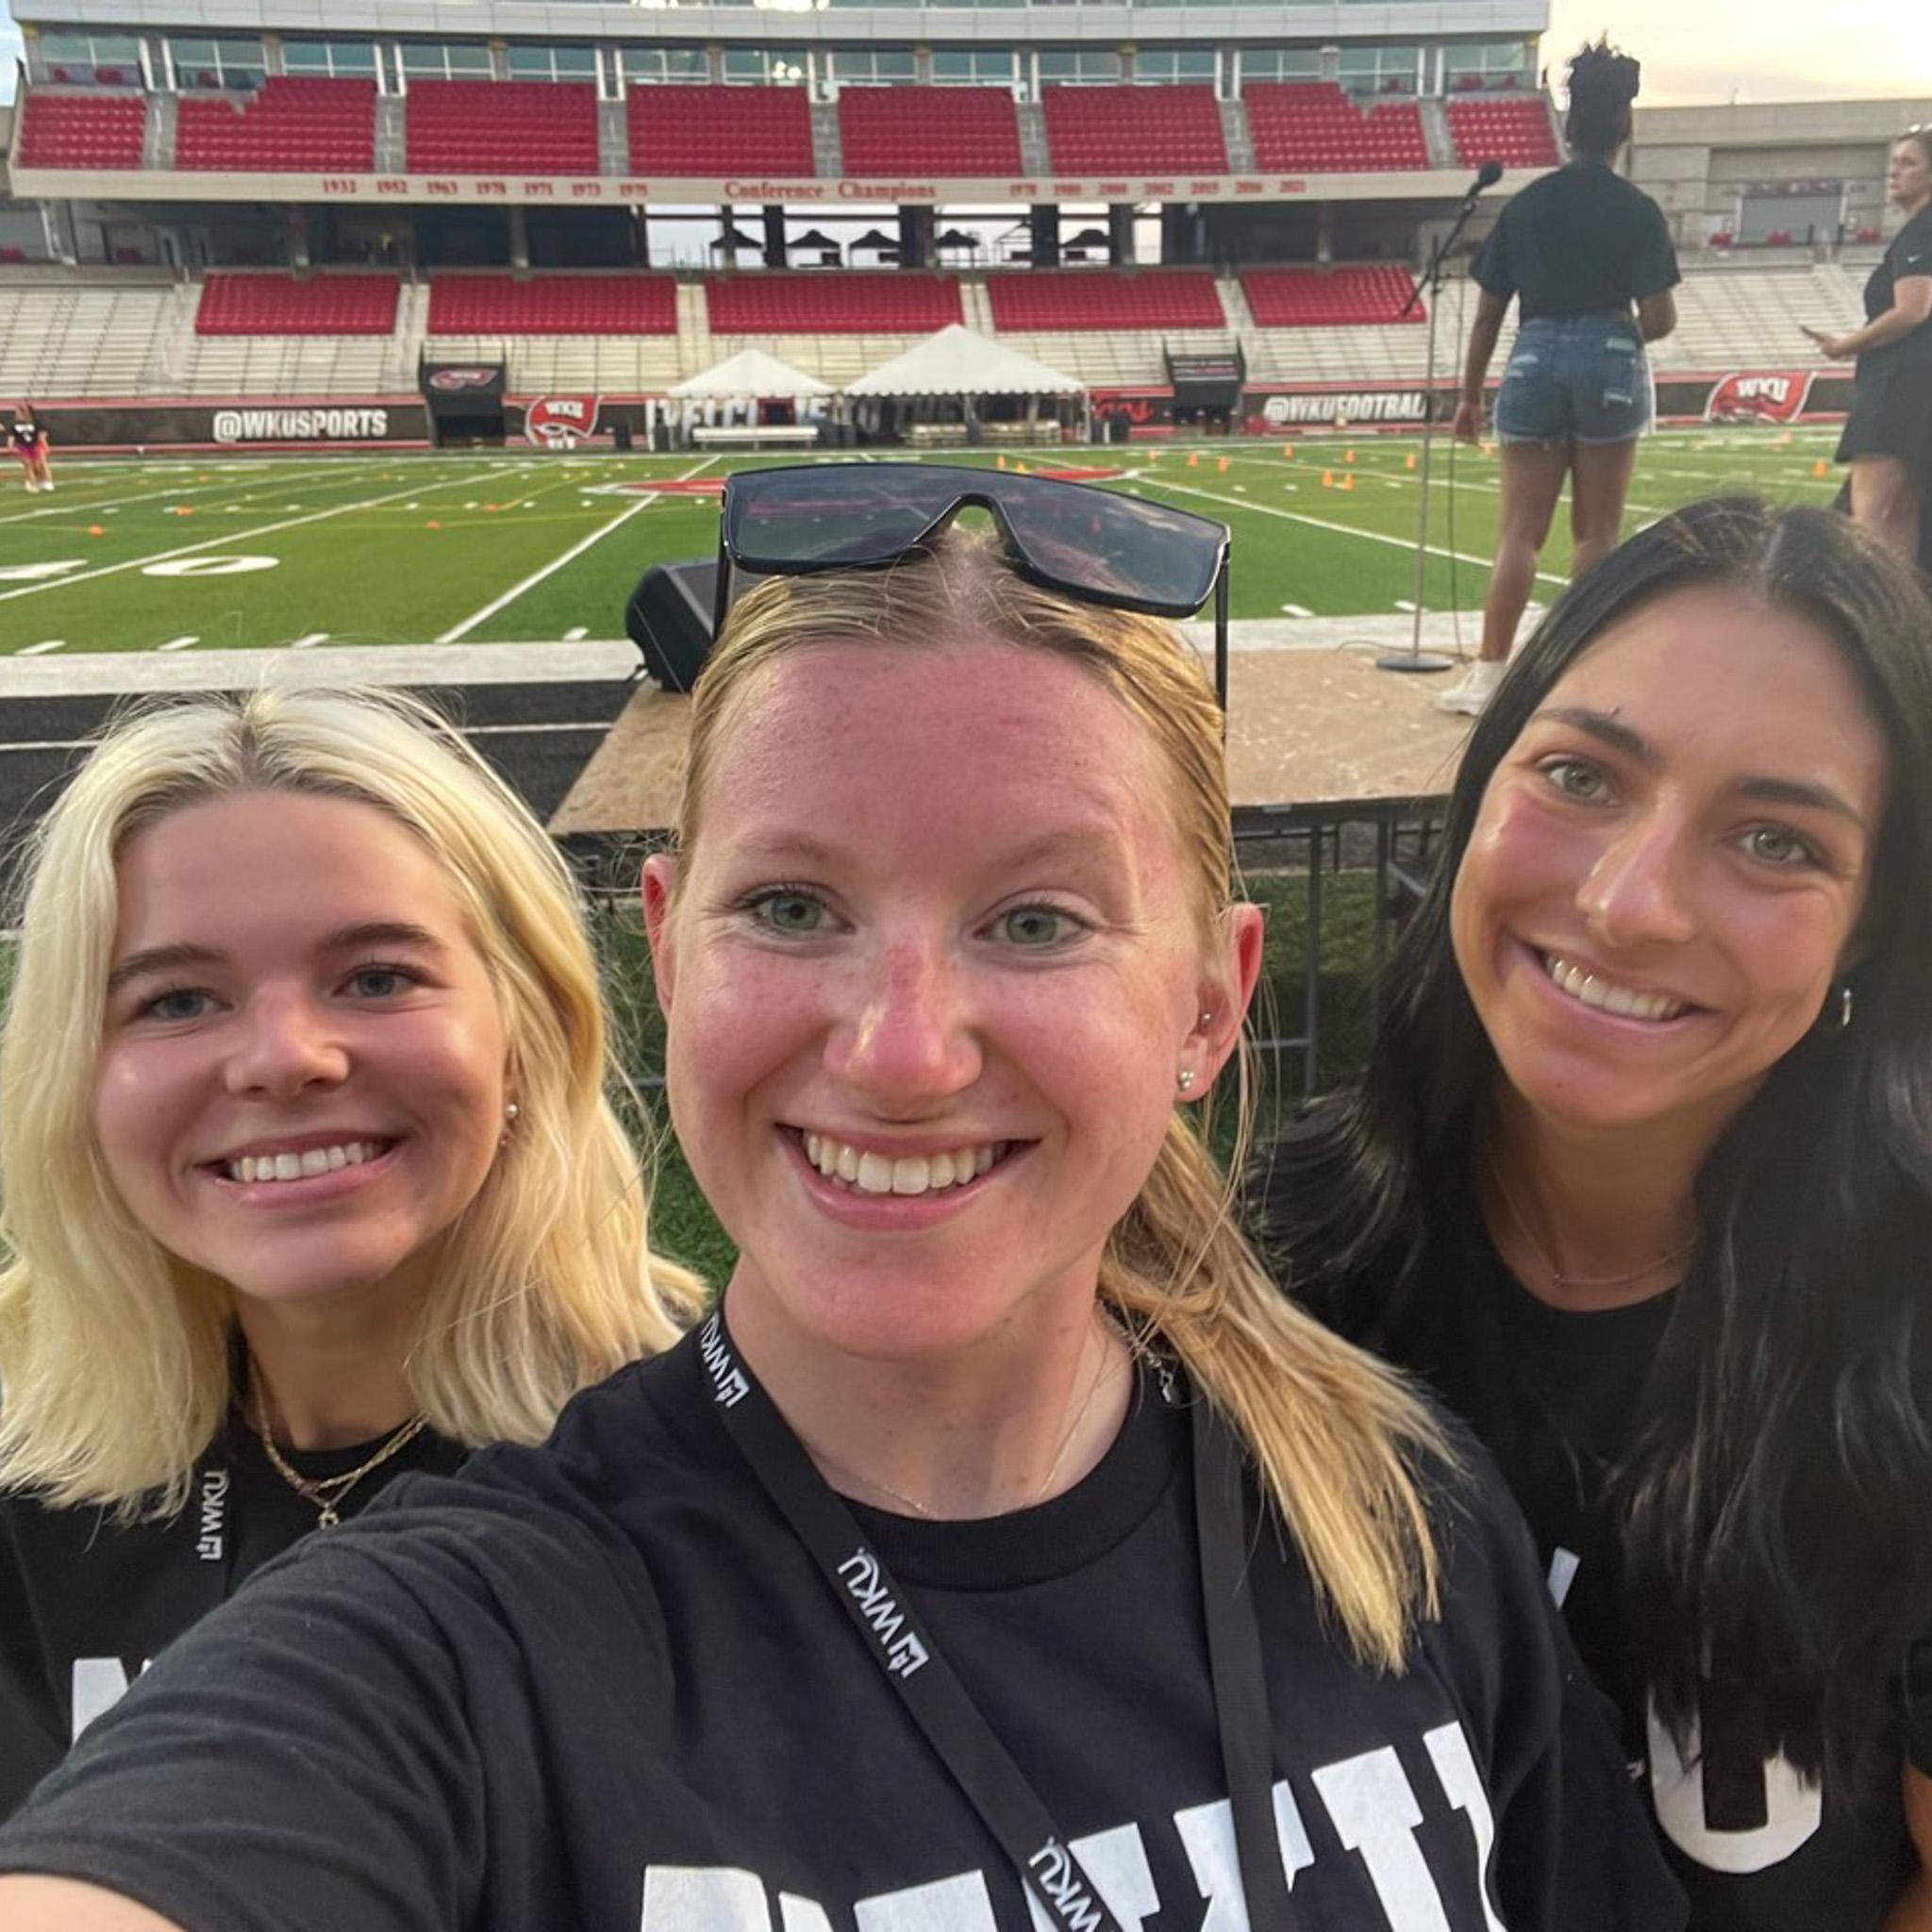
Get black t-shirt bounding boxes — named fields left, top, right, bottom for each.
left=1472, top=162, right=1681, bottom=323
left=0, top=1330, right=1685, bottom=1931
left=0, top=1412, right=464, bottom=1821
left=1860, top=204, right=1932, bottom=375
left=1301, top=1210, right=1932, bottom=1932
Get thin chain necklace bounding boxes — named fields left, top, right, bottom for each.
left=249, top=1360, right=430, bottom=1529
left=1490, top=1158, right=1694, bottom=1292
left=804, top=1314, right=1126, bottom=1521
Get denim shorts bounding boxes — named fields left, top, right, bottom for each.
left=1493, top=313, right=1654, bottom=446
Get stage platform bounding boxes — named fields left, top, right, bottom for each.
left=551, top=635, right=1477, bottom=837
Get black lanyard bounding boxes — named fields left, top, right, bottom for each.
left=697, top=1306, right=1297, bottom=1932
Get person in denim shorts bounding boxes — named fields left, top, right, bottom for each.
left=1436, top=41, right=1680, bottom=715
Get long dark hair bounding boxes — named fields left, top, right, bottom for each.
left=1253, top=498, right=1932, bottom=1782
left=1565, top=39, right=1641, bottom=161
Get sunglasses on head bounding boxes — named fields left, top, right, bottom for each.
left=712, top=462, right=1233, bottom=708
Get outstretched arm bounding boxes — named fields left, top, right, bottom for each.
left=0, top=1876, right=183, bottom=1930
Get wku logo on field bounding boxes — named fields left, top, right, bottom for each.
left=526, top=394, right=602, bottom=445
left=1706, top=372, right=1813, bottom=424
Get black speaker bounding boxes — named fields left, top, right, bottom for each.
left=624, top=558, right=717, bottom=692
left=612, top=417, right=634, bottom=452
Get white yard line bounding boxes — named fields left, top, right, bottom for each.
left=436, top=458, right=716, bottom=645
left=0, top=477, right=432, bottom=606
left=1144, top=478, right=1570, bottom=587
left=0, top=460, right=356, bottom=525
left=156, top=635, right=200, bottom=653
left=19, top=639, right=66, bottom=656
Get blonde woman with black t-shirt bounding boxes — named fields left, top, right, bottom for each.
left=0, top=690, right=700, bottom=1820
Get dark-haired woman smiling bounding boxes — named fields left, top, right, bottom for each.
left=1251, top=499, right=1932, bottom=1929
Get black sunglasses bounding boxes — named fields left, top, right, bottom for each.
left=712, top=462, right=1233, bottom=708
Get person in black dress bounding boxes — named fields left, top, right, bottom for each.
left=0, top=689, right=701, bottom=1819
left=1251, top=498, right=1932, bottom=1930
left=1807, top=127, right=1932, bottom=565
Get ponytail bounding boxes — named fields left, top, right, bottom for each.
left=1104, top=1049, right=1449, bottom=1674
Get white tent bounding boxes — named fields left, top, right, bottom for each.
left=844, top=325, right=1083, bottom=399
left=671, top=348, right=832, bottom=399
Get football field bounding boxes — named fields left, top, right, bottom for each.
left=0, top=426, right=1848, bottom=658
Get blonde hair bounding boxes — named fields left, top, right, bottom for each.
left=0, top=688, right=704, bottom=1516
left=676, top=532, right=1447, bottom=1671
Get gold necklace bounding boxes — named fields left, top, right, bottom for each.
left=807, top=1314, right=1125, bottom=1521
left=250, top=1364, right=430, bottom=1529
left=1490, top=1159, right=1694, bottom=1292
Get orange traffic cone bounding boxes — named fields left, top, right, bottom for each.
left=88, top=524, right=104, bottom=536
left=1344, top=448, right=1356, bottom=464
left=1812, top=458, right=1830, bottom=478
left=1217, top=457, right=1229, bottom=474
left=1340, top=474, right=1356, bottom=491
left=995, top=453, right=1007, bottom=470
left=1321, top=469, right=1335, bottom=489
left=1014, top=461, right=1029, bottom=474
left=1187, top=452, right=1200, bottom=468
left=1280, top=443, right=1294, bottom=458
left=1405, top=452, right=1418, bottom=471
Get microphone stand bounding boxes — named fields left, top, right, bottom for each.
left=1377, top=169, right=1496, bottom=675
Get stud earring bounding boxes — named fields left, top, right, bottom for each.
left=500, top=1100, right=521, bottom=1148
left=1177, top=1069, right=1197, bottom=1093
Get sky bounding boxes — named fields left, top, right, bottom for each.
left=1541, top=0, right=1927, bottom=107
left=0, top=2, right=1924, bottom=114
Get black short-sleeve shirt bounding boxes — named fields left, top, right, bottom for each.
left=1472, top=162, right=1681, bottom=322
left=1859, top=205, right=1932, bottom=375
left=0, top=1333, right=1686, bottom=1931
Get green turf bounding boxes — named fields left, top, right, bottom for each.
left=0, top=429, right=1849, bottom=655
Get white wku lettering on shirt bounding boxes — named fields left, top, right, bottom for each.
left=70, top=1657, right=148, bottom=1742
left=639, top=1722, right=1501, bottom=1929
left=1645, top=1704, right=1824, bottom=1874
left=1552, top=1551, right=1826, bottom=1876
left=1311, top=1746, right=1453, bottom=1932
left=1174, top=1781, right=1316, bottom=1926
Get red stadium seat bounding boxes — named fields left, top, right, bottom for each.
left=705, top=273, right=960, bottom=334
left=406, top=79, right=600, bottom=176
left=1445, top=96, right=1559, bottom=169
left=986, top=270, right=1224, bottom=332
left=426, top=275, right=678, bottom=335
left=195, top=273, right=399, bottom=336
left=1041, top=86, right=1226, bottom=176
left=626, top=85, right=814, bottom=176
left=837, top=87, right=1022, bottom=179
left=16, top=90, right=147, bottom=169
left=1243, top=84, right=1429, bottom=175
left=1241, top=265, right=1424, bottom=326
left=177, top=75, right=375, bottom=172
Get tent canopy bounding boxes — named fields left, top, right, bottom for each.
left=671, top=347, right=833, bottom=399
left=845, top=324, right=1083, bottom=399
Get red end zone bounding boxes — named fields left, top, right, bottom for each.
left=598, top=466, right=1123, bottom=497
left=605, top=478, right=727, bottom=496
